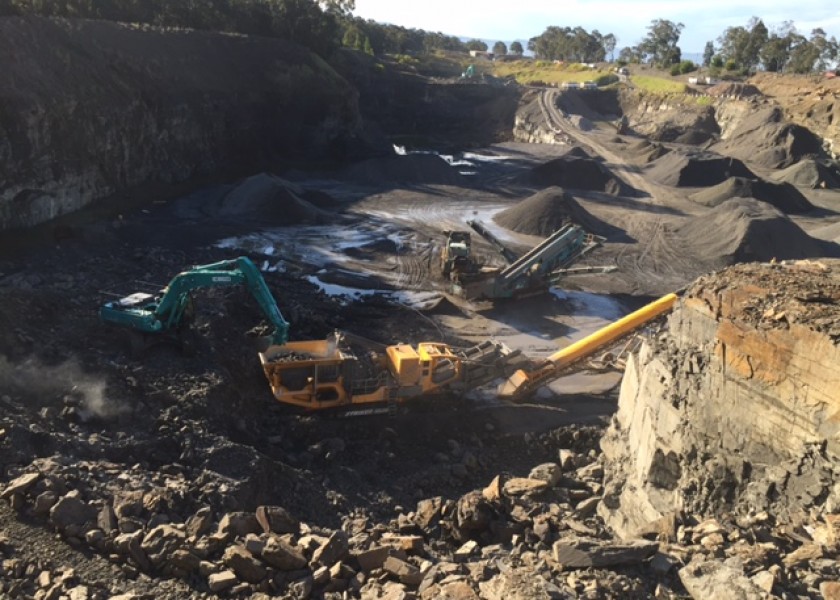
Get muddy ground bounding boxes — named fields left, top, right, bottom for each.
left=2, top=83, right=840, bottom=598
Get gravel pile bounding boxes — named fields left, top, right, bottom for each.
left=688, top=176, right=813, bottom=213
left=216, top=174, right=333, bottom=224
left=494, top=187, right=625, bottom=238
left=678, top=198, right=834, bottom=264
left=712, top=106, right=823, bottom=169
left=647, top=150, right=755, bottom=187
left=773, top=159, right=840, bottom=189
left=522, top=156, right=633, bottom=196
left=627, top=139, right=672, bottom=164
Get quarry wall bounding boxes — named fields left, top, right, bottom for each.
left=600, top=261, right=840, bottom=538
left=0, top=16, right=371, bottom=230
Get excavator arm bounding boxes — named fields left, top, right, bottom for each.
left=100, top=256, right=290, bottom=346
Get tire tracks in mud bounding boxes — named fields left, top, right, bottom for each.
left=389, top=234, right=435, bottom=290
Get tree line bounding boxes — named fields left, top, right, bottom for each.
left=1, top=2, right=837, bottom=75
left=612, top=17, right=837, bottom=75
left=711, top=18, right=838, bottom=74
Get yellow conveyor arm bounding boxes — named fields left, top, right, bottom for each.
left=497, top=293, right=678, bottom=401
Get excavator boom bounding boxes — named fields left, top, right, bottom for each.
left=100, top=256, right=289, bottom=346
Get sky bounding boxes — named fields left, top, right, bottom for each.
left=351, top=0, right=840, bottom=53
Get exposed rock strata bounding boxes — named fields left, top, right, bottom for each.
left=601, top=259, right=840, bottom=539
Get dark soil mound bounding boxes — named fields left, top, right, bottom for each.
left=772, top=159, right=840, bottom=189
left=647, top=150, right=754, bottom=187
left=689, top=177, right=813, bottom=213
left=565, top=145, right=594, bottom=159
left=215, top=174, right=332, bottom=224
left=522, top=156, right=632, bottom=195
left=493, top=187, right=625, bottom=238
left=343, top=154, right=466, bottom=185
left=626, top=139, right=672, bottom=163
left=712, top=106, right=822, bottom=169
left=678, top=198, right=835, bottom=264
left=651, top=109, right=719, bottom=146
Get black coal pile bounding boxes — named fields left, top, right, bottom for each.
left=521, top=156, right=634, bottom=196
left=688, top=176, right=813, bottom=213
left=712, top=106, right=823, bottom=169
left=678, top=198, right=836, bottom=265
left=494, top=187, right=625, bottom=239
left=647, top=150, right=755, bottom=187
left=773, top=159, right=840, bottom=189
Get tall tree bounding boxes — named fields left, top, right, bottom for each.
left=760, top=22, right=797, bottom=72
left=602, top=33, right=617, bottom=61
left=510, top=40, right=523, bottom=55
left=702, top=41, right=715, bottom=66
left=786, top=32, right=819, bottom=73
left=466, top=39, right=488, bottom=52
left=743, top=17, right=768, bottom=71
left=810, top=28, right=839, bottom=71
left=493, top=41, right=507, bottom=56
left=640, top=19, right=684, bottom=67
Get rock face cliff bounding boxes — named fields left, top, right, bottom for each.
left=600, top=260, right=840, bottom=538
left=0, top=16, right=371, bottom=230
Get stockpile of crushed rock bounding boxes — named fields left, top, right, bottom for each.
left=494, top=187, right=625, bottom=238
left=712, top=106, right=823, bottom=169
left=521, top=155, right=633, bottom=195
left=678, top=198, right=834, bottom=264
left=773, top=159, right=840, bottom=189
left=688, top=176, right=813, bottom=213
left=626, top=139, right=671, bottom=164
left=650, top=107, right=719, bottom=146
left=647, top=150, right=754, bottom=187
left=215, top=173, right=334, bottom=224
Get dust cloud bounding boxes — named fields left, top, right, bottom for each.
left=0, top=355, right=129, bottom=419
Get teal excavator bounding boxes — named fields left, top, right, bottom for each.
left=100, top=256, right=289, bottom=351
